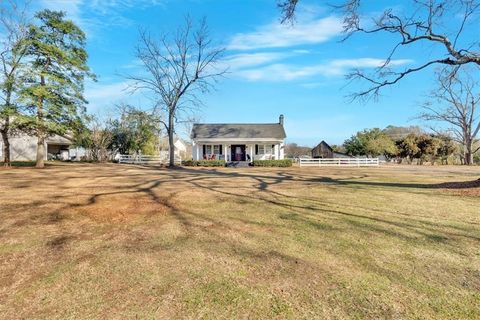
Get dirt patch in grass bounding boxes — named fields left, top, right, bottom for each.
left=76, top=194, right=170, bottom=222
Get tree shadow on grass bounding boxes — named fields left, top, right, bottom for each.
left=174, top=167, right=480, bottom=191
left=2, top=164, right=478, bottom=263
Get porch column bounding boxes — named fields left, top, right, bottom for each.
left=223, top=144, right=227, bottom=162
left=249, top=145, right=253, bottom=162
left=279, top=142, right=285, bottom=159
left=196, top=143, right=200, bottom=160
left=274, top=144, right=279, bottom=160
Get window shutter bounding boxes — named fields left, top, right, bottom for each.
left=202, top=145, right=206, bottom=155
left=219, top=145, right=223, bottom=155
left=255, top=144, right=258, bottom=155
left=272, top=144, right=275, bottom=149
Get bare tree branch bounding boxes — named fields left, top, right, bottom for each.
left=418, top=67, right=479, bottom=164
left=124, top=17, right=226, bottom=166
left=0, top=0, right=31, bottom=165
left=280, top=0, right=480, bottom=100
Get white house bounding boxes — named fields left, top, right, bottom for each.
left=174, top=139, right=187, bottom=156
left=0, top=133, right=73, bottom=161
left=191, top=115, right=286, bottom=163
left=157, top=137, right=188, bottom=160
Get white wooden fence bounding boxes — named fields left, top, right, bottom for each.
left=118, top=154, right=181, bottom=165
left=299, top=158, right=379, bottom=167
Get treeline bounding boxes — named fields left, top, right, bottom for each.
left=74, top=105, right=166, bottom=162
left=341, top=126, right=477, bottom=165
left=1, top=4, right=221, bottom=168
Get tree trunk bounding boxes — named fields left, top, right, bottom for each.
left=2, top=89, right=13, bottom=166
left=36, top=134, right=45, bottom=168
left=36, top=75, right=46, bottom=168
left=465, top=140, right=473, bottom=165
left=168, top=111, right=175, bottom=167
left=1, top=127, right=11, bottom=166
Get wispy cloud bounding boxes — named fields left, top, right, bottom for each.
left=236, top=58, right=413, bottom=82
left=228, top=16, right=343, bottom=50
left=38, top=0, right=162, bottom=38
left=222, top=52, right=290, bottom=70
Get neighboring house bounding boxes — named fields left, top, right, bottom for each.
left=0, top=133, right=73, bottom=161
left=157, top=137, right=188, bottom=159
left=173, top=139, right=187, bottom=154
left=312, top=140, right=351, bottom=159
left=191, top=115, right=286, bottom=163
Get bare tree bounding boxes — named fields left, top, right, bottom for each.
left=126, top=17, right=226, bottom=167
left=279, top=0, right=480, bottom=100
left=0, top=0, right=30, bottom=166
left=419, top=68, right=479, bottom=165
left=84, top=117, right=113, bottom=162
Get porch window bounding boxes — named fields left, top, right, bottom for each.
left=205, top=145, right=212, bottom=154
left=203, top=144, right=224, bottom=160
left=258, top=145, right=265, bottom=154
left=265, top=145, right=273, bottom=154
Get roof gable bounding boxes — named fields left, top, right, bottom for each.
left=313, top=140, right=332, bottom=151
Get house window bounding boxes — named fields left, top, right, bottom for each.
left=265, top=145, right=273, bottom=154
left=205, top=145, right=212, bottom=154
left=213, top=145, right=220, bottom=155
left=258, top=145, right=265, bottom=154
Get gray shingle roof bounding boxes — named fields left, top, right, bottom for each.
left=191, top=123, right=286, bottom=140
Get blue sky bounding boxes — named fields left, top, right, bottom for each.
left=31, top=0, right=469, bottom=146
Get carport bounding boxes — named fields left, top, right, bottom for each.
left=46, top=136, right=73, bottom=160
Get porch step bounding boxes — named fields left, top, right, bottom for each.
left=227, top=161, right=251, bottom=168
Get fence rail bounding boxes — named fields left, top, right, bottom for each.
left=299, top=158, right=379, bottom=167
left=119, top=154, right=181, bottom=165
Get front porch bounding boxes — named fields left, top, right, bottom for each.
left=192, top=141, right=285, bottom=163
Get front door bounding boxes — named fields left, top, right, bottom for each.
left=231, top=145, right=246, bottom=161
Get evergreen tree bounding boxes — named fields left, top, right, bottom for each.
left=20, top=10, right=94, bottom=168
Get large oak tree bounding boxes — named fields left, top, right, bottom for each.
left=127, top=17, right=225, bottom=167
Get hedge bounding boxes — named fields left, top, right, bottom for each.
left=182, top=160, right=226, bottom=167
left=252, top=159, right=293, bottom=167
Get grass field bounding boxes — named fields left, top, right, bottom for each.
left=0, top=163, right=479, bottom=319
left=0, top=161, right=37, bottom=167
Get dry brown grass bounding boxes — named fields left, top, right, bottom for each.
left=0, top=163, right=479, bottom=319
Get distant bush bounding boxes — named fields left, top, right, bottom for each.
left=252, top=159, right=293, bottom=167
left=474, top=154, right=480, bottom=165
left=182, top=160, right=225, bottom=167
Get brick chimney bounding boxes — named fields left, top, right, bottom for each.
left=279, top=114, right=284, bottom=126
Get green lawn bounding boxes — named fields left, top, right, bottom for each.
left=0, top=163, right=479, bottom=319
left=0, top=161, right=37, bottom=167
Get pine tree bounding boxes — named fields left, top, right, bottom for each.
left=21, top=10, right=94, bottom=168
